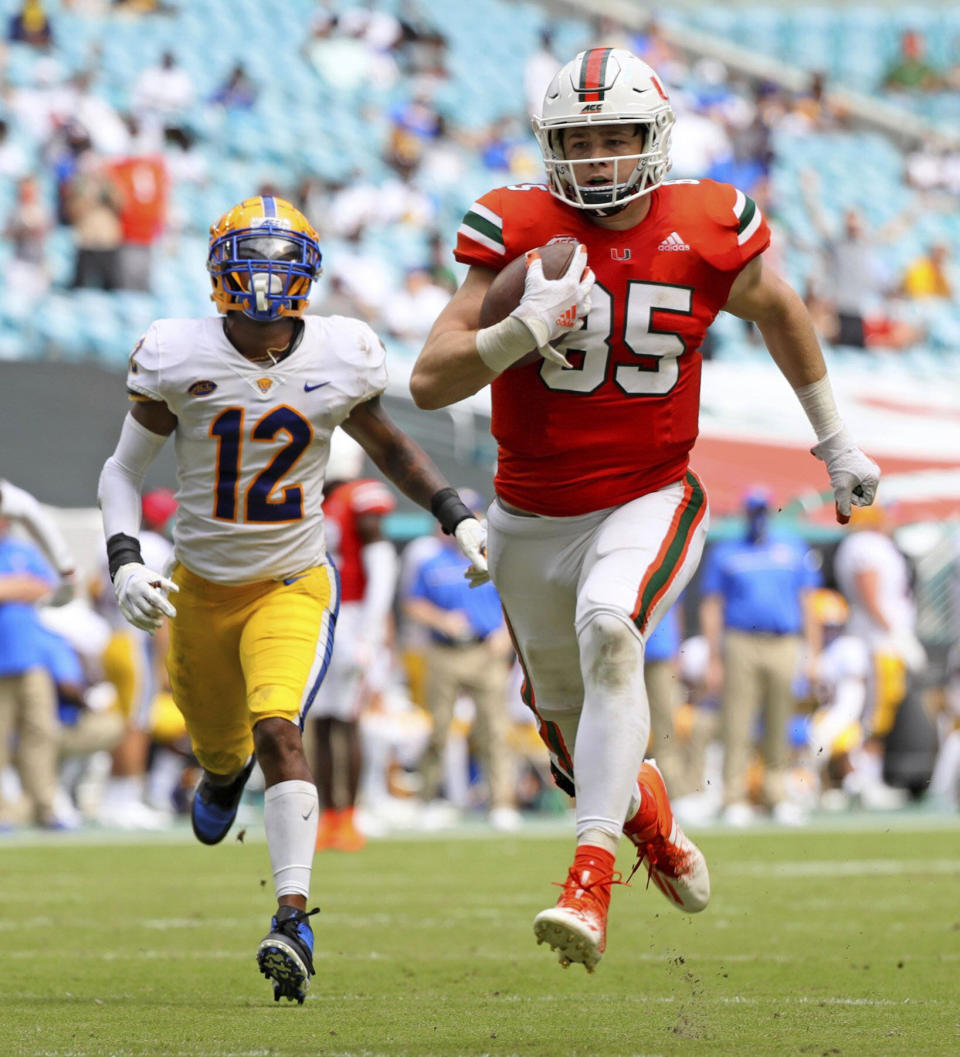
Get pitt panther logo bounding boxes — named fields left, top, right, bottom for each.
left=188, top=380, right=217, bottom=396
left=255, top=378, right=273, bottom=394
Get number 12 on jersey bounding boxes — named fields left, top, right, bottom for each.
left=210, top=405, right=312, bottom=522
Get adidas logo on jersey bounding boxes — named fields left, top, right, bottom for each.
left=657, top=231, right=690, bottom=252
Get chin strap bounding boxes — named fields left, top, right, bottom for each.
left=587, top=202, right=630, bottom=218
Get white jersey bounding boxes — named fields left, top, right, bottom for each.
left=817, top=633, right=870, bottom=692
left=810, top=632, right=870, bottom=759
left=832, top=531, right=915, bottom=649
left=126, top=315, right=387, bottom=584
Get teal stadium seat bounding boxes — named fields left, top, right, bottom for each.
left=0, top=0, right=957, bottom=371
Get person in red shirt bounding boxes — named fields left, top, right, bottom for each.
left=106, top=155, right=168, bottom=291
left=307, top=431, right=397, bottom=852
left=410, top=47, right=880, bottom=972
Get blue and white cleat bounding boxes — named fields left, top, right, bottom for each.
left=190, top=757, right=254, bottom=845
left=257, top=905, right=319, bottom=1004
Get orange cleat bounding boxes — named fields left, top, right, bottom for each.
left=331, top=807, right=366, bottom=852
left=314, top=808, right=340, bottom=851
left=623, top=760, right=710, bottom=913
left=533, top=845, right=619, bottom=972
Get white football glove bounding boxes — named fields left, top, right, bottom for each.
left=811, top=427, right=881, bottom=524
left=887, top=630, right=927, bottom=674
left=510, top=245, right=594, bottom=368
left=113, top=562, right=179, bottom=633
left=453, top=517, right=490, bottom=587
left=49, top=570, right=77, bottom=608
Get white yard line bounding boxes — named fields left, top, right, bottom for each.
left=724, top=858, right=960, bottom=877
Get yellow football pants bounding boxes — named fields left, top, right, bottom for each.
left=167, top=562, right=337, bottom=776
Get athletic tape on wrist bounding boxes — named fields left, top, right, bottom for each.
left=475, top=316, right=536, bottom=373
left=794, top=374, right=844, bottom=442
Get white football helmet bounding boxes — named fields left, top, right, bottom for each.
left=532, top=48, right=675, bottom=213
left=325, top=429, right=365, bottom=484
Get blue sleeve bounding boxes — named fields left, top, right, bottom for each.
left=12, top=542, right=56, bottom=586
left=805, top=550, right=823, bottom=590
left=407, top=563, right=430, bottom=602
left=698, top=544, right=725, bottom=597
left=28, top=550, right=57, bottom=586
left=38, top=628, right=84, bottom=684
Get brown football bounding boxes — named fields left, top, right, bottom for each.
left=478, top=241, right=579, bottom=368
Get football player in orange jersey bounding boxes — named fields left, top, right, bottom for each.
left=308, top=430, right=397, bottom=853
left=97, top=195, right=488, bottom=1003
left=411, top=48, right=880, bottom=972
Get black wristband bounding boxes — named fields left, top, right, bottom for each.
left=430, top=487, right=473, bottom=536
left=106, top=532, right=144, bottom=580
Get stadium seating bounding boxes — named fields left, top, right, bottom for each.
left=0, top=0, right=957, bottom=369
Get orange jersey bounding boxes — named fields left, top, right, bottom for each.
left=322, top=479, right=395, bottom=602
left=455, top=179, right=770, bottom=515
left=107, top=155, right=168, bottom=245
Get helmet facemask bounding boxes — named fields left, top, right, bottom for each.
left=208, top=228, right=322, bottom=322
left=207, top=198, right=323, bottom=322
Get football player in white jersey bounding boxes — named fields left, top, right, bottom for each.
left=97, top=196, right=487, bottom=1004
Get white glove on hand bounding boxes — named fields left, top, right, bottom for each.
left=888, top=630, right=927, bottom=674
left=114, top=562, right=179, bottom=633
left=510, top=245, right=594, bottom=368
left=453, top=517, right=490, bottom=587
left=49, top=571, right=77, bottom=608
left=811, top=427, right=881, bottom=524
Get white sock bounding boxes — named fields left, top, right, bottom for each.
left=846, top=747, right=884, bottom=792
left=263, top=780, right=319, bottom=900
left=101, top=775, right=143, bottom=805
left=624, top=782, right=642, bottom=823
left=145, top=747, right=184, bottom=809
left=573, top=614, right=650, bottom=851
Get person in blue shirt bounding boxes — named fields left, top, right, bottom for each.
left=36, top=617, right=125, bottom=807
left=644, top=598, right=688, bottom=798
left=403, top=491, right=519, bottom=831
left=0, top=512, right=62, bottom=828
left=698, top=486, right=821, bottom=825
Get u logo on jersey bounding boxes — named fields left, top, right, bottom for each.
left=610, top=248, right=632, bottom=261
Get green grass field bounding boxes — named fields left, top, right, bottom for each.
left=2, top=815, right=957, bottom=1057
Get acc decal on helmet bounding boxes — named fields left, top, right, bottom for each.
left=207, top=196, right=323, bottom=322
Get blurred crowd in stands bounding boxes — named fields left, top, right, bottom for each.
left=1, top=1, right=959, bottom=836
left=0, top=0, right=958, bottom=362
left=2, top=469, right=958, bottom=840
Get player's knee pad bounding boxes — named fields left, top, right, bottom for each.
left=579, top=611, right=644, bottom=693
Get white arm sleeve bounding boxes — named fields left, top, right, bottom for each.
left=0, top=478, right=76, bottom=574
left=360, top=539, right=399, bottom=640
left=98, top=412, right=169, bottom=541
